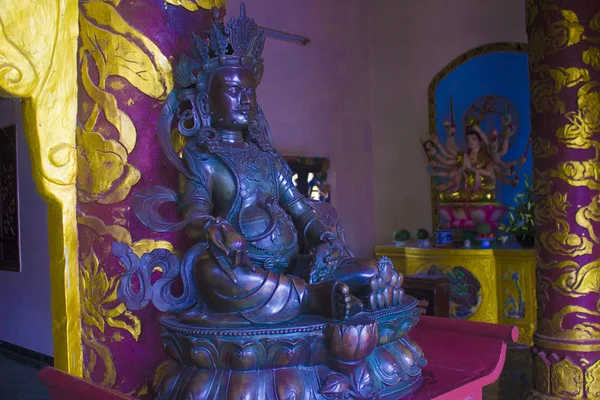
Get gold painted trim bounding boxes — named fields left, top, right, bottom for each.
left=0, top=0, right=81, bottom=375
left=376, top=245, right=536, bottom=259
left=427, top=42, right=529, bottom=230
left=534, top=336, right=600, bottom=352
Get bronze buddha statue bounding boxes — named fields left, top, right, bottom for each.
left=114, top=5, right=425, bottom=399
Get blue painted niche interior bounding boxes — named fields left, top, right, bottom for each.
left=433, top=51, right=532, bottom=220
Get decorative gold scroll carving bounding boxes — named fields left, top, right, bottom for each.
left=0, top=0, right=81, bottom=375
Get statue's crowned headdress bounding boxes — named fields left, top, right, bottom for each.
left=174, top=3, right=265, bottom=92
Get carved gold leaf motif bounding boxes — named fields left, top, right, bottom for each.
left=538, top=304, right=600, bottom=341
left=551, top=357, right=584, bottom=398
left=77, top=0, right=174, bottom=205
left=576, top=195, right=600, bottom=244
left=165, top=0, right=226, bottom=12
left=577, top=81, right=600, bottom=132
left=551, top=258, right=600, bottom=297
left=556, top=111, right=599, bottom=152
left=82, top=326, right=117, bottom=387
left=531, top=168, right=552, bottom=196
left=80, top=250, right=141, bottom=340
left=583, top=48, right=600, bottom=70
left=586, top=359, right=600, bottom=399
left=532, top=136, right=558, bottom=159
left=79, top=250, right=141, bottom=388
left=80, top=1, right=173, bottom=102
left=77, top=211, right=176, bottom=256
left=79, top=51, right=137, bottom=152
left=552, top=10, right=584, bottom=48
left=0, top=20, right=37, bottom=98
left=550, top=160, right=600, bottom=189
left=77, top=211, right=175, bottom=389
left=530, top=66, right=590, bottom=114
left=536, top=192, right=593, bottom=257
left=76, top=127, right=141, bottom=204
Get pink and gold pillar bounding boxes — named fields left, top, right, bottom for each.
left=527, top=0, right=600, bottom=398
left=75, top=1, right=221, bottom=397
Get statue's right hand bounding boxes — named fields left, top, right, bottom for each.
left=206, top=219, right=255, bottom=275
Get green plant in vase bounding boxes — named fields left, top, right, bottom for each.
left=499, top=174, right=535, bottom=248
left=415, top=228, right=430, bottom=247
left=393, top=229, right=411, bottom=247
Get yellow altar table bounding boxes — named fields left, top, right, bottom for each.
left=375, top=245, right=536, bottom=346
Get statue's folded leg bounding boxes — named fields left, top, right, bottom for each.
left=331, top=257, right=404, bottom=310
left=188, top=253, right=363, bottom=323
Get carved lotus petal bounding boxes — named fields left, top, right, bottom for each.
left=371, top=348, right=404, bottom=386
left=221, top=342, right=266, bottom=371
left=324, top=321, right=378, bottom=362
left=190, top=340, right=218, bottom=369
left=377, top=321, right=396, bottom=345
left=268, top=339, right=309, bottom=367
left=275, top=368, right=303, bottom=400
left=320, top=373, right=349, bottom=396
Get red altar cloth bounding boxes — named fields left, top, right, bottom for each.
left=38, top=316, right=516, bottom=400
left=407, top=316, right=518, bottom=400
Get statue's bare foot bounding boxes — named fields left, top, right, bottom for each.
left=332, top=281, right=363, bottom=320
left=367, top=264, right=404, bottom=311
left=304, top=280, right=362, bottom=320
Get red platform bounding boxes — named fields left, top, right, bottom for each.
left=39, top=316, right=516, bottom=400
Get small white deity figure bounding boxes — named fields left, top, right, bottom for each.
left=420, top=113, right=527, bottom=202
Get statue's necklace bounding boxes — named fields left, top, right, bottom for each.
left=215, top=142, right=273, bottom=185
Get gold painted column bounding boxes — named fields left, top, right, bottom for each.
left=527, top=1, right=600, bottom=398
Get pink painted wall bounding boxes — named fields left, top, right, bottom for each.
left=229, top=0, right=527, bottom=254
left=227, top=0, right=376, bottom=257
left=0, top=98, right=53, bottom=356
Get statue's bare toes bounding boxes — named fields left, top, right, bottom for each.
left=384, top=286, right=393, bottom=308
left=392, top=287, right=404, bottom=306
left=377, top=276, right=386, bottom=290
left=377, top=292, right=385, bottom=309
left=370, top=276, right=380, bottom=292
left=380, top=263, right=393, bottom=284
left=369, top=293, right=377, bottom=311
left=333, top=282, right=352, bottom=320
left=390, top=271, right=398, bottom=288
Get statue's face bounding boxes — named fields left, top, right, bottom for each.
left=466, top=132, right=481, bottom=152
left=424, top=141, right=436, bottom=158
left=209, top=68, right=257, bottom=130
